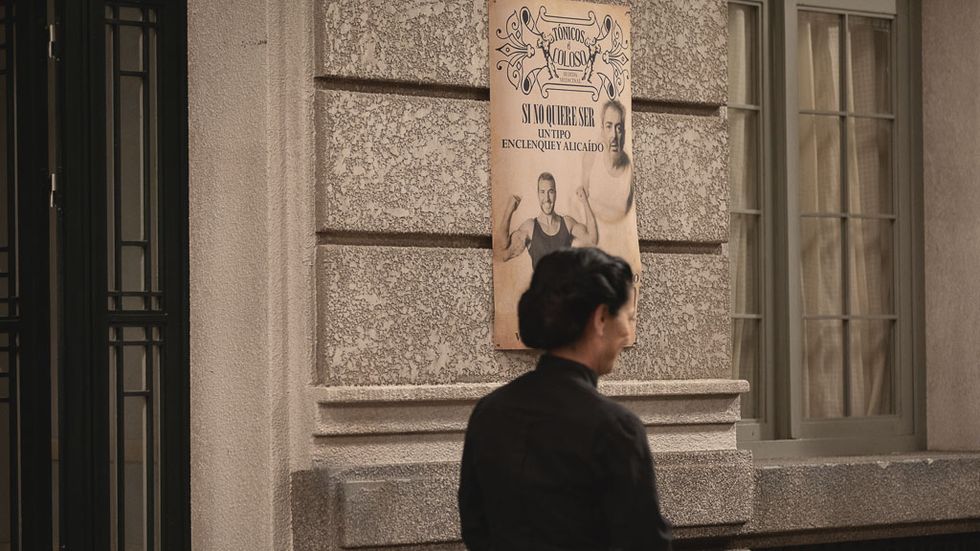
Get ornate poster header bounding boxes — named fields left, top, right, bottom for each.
left=494, top=6, right=630, bottom=100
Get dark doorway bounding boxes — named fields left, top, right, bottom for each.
left=2, top=0, right=188, bottom=549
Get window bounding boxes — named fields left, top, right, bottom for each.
left=729, top=0, right=921, bottom=456
left=59, top=1, right=189, bottom=549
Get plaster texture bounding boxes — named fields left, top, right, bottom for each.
left=633, top=111, right=728, bottom=243
left=188, top=0, right=275, bottom=548
left=316, top=245, right=730, bottom=385
left=291, top=451, right=752, bottom=550
left=315, top=90, right=728, bottom=242
left=922, top=0, right=980, bottom=451
left=316, top=90, right=489, bottom=237
left=314, top=0, right=726, bottom=104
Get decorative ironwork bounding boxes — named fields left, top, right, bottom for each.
left=0, top=4, right=21, bottom=548
left=106, top=3, right=162, bottom=549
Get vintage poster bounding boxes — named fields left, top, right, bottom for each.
left=490, top=0, right=638, bottom=349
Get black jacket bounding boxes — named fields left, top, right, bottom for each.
left=458, top=354, right=673, bottom=551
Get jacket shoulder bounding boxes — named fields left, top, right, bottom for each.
left=594, top=392, right=645, bottom=434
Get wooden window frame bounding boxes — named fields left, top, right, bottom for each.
left=731, top=0, right=925, bottom=458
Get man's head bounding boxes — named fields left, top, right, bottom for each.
left=518, top=248, right=636, bottom=375
left=601, top=100, right=627, bottom=158
left=537, top=172, right=557, bottom=215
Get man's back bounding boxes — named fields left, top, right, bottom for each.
left=458, top=355, right=672, bottom=551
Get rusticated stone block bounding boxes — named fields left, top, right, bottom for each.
left=316, top=90, right=491, bottom=237
left=316, top=90, right=728, bottom=242
left=612, top=252, right=730, bottom=381
left=747, top=453, right=980, bottom=533
left=316, top=245, right=730, bottom=385
left=633, top=111, right=728, bottom=243
left=631, top=0, right=727, bottom=105
left=315, top=0, right=726, bottom=105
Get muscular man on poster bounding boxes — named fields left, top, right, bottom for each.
left=495, top=172, right=598, bottom=270
left=582, top=99, right=632, bottom=222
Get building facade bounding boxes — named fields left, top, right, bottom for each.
left=2, top=0, right=979, bottom=549
left=186, top=0, right=980, bottom=549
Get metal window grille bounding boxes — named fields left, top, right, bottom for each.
left=105, top=4, right=162, bottom=550
left=0, top=4, right=21, bottom=548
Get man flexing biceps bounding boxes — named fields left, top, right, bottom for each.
left=494, top=172, right=598, bottom=270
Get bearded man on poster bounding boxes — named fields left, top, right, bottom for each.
left=494, top=172, right=598, bottom=270
left=582, top=99, right=632, bottom=223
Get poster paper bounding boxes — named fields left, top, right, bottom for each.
left=490, top=0, right=638, bottom=349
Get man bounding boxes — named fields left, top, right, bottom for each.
left=580, top=99, right=640, bottom=274
left=582, top=100, right=633, bottom=223
left=459, top=248, right=673, bottom=551
left=494, top=172, right=598, bottom=270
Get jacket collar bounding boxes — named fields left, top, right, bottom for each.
left=536, top=354, right=599, bottom=388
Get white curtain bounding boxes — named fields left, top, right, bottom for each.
left=798, top=13, right=893, bottom=418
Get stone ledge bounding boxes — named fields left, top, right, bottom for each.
left=291, top=450, right=752, bottom=550
left=314, top=0, right=726, bottom=105
left=312, top=427, right=739, bottom=469
left=312, top=380, right=748, bottom=439
left=740, top=452, right=980, bottom=537
left=311, top=379, right=749, bottom=403
left=315, top=89, right=728, bottom=242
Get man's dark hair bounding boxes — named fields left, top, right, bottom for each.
left=538, top=172, right=556, bottom=185
left=518, top=247, right=634, bottom=350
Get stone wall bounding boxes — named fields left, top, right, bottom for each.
left=922, top=0, right=980, bottom=451
left=298, top=0, right=754, bottom=548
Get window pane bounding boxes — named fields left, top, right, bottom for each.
left=120, top=76, right=145, bottom=242
left=121, top=246, right=145, bottom=293
left=106, top=23, right=116, bottom=294
left=124, top=397, right=147, bottom=551
left=799, top=115, right=841, bottom=213
left=798, top=11, right=842, bottom=112
left=849, top=320, right=894, bottom=416
left=123, top=347, right=147, bottom=393
left=848, top=219, right=894, bottom=315
left=0, top=401, right=9, bottom=545
left=728, top=3, right=758, bottom=106
left=801, top=218, right=842, bottom=315
left=0, top=333, right=7, bottom=373
left=847, top=118, right=893, bottom=215
left=733, top=319, right=760, bottom=419
left=148, top=28, right=160, bottom=298
left=730, top=214, right=760, bottom=314
left=729, top=109, right=759, bottom=210
left=847, top=16, right=892, bottom=114
left=120, top=6, right=143, bottom=22
left=804, top=320, right=844, bottom=419
left=120, top=26, right=143, bottom=72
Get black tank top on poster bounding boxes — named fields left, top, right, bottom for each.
left=528, top=217, right=572, bottom=270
